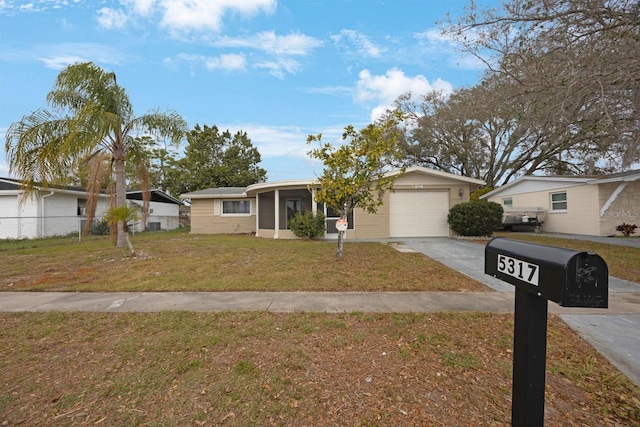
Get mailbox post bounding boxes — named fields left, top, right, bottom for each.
left=485, top=238, right=608, bottom=427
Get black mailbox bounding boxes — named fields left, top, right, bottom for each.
left=485, top=237, right=608, bottom=308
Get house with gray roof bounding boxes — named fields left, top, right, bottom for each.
left=180, top=167, right=485, bottom=239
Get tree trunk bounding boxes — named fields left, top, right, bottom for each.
left=114, top=144, right=127, bottom=248
left=335, top=212, right=348, bottom=260
left=336, top=230, right=344, bottom=260
left=125, top=232, right=136, bottom=256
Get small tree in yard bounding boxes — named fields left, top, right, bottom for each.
left=448, top=200, right=503, bottom=237
left=307, top=116, right=405, bottom=259
left=104, top=205, right=140, bottom=255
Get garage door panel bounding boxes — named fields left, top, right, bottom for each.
left=390, top=191, right=449, bottom=237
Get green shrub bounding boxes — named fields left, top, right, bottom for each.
left=288, top=211, right=326, bottom=239
left=447, top=200, right=503, bottom=237
left=89, top=218, right=110, bottom=236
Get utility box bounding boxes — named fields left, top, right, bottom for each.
left=485, top=237, right=608, bottom=308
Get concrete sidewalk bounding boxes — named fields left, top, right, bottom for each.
left=1, top=290, right=639, bottom=315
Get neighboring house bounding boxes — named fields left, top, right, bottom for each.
left=180, top=166, right=486, bottom=239
left=0, top=178, right=183, bottom=239
left=0, top=177, right=111, bottom=239
left=126, top=189, right=183, bottom=232
left=481, top=170, right=640, bottom=236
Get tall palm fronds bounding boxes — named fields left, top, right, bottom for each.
left=5, top=62, right=187, bottom=248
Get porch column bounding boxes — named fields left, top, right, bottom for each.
left=274, top=189, right=279, bottom=239
left=311, top=187, right=317, bottom=214
left=254, top=194, right=259, bottom=237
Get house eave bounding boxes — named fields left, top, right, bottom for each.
left=245, top=179, right=317, bottom=196
left=481, top=176, right=592, bottom=199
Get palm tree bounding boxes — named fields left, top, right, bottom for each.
left=5, top=62, right=187, bottom=247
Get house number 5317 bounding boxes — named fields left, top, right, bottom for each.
left=497, top=254, right=539, bottom=286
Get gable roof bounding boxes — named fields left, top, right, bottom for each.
left=481, top=169, right=640, bottom=199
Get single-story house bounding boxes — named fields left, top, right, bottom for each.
left=0, top=178, right=183, bottom=239
left=481, top=169, right=640, bottom=236
left=180, top=166, right=486, bottom=239
left=126, top=189, right=184, bottom=232
left=0, top=177, right=111, bottom=239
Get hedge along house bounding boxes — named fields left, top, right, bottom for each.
left=181, top=166, right=485, bottom=239
left=480, top=169, right=640, bottom=236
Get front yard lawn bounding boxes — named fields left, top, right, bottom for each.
left=1, top=311, right=638, bottom=426
left=1, top=230, right=639, bottom=425
left=0, top=230, right=487, bottom=292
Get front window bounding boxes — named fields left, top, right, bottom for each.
left=550, top=192, right=567, bottom=211
left=502, top=197, right=513, bottom=207
left=222, top=200, right=250, bottom=215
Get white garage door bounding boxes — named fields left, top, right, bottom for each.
left=390, top=191, right=450, bottom=237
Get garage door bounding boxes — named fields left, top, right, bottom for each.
left=390, top=191, right=450, bottom=237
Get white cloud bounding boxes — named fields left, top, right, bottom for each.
left=254, top=57, right=300, bottom=79
left=0, top=0, right=69, bottom=13
left=233, top=122, right=349, bottom=180
left=159, top=0, right=276, bottom=33
left=205, top=53, right=247, bottom=71
left=414, top=28, right=452, bottom=44
left=331, top=29, right=385, bottom=58
left=213, top=31, right=323, bottom=56
left=29, top=43, right=128, bottom=70
left=122, top=0, right=156, bottom=17
left=210, top=32, right=322, bottom=78
left=299, top=85, right=352, bottom=96
left=355, top=68, right=453, bottom=121
left=96, top=8, right=128, bottom=30
left=39, top=55, right=86, bottom=69
left=223, top=123, right=342, bottom=159
left=174, top=53, right=247, bottom=72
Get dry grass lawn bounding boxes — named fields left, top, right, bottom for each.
left=0, top=231, right=486, bottom=292
left=1, top=229, right=639, bottom=425
left=2, top=311, right=639, bottom=426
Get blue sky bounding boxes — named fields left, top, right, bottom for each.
left=0, top=0, right=497, bottom=183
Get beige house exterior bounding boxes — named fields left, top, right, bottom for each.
left=181, top=166, right=485, bottom=239
left=481, top=170, right=640, bottom=236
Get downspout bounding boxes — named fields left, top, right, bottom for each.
left=40, top=191, right=55, bottom=238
